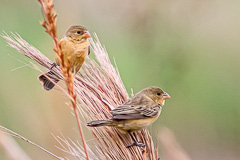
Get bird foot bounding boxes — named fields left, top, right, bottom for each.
left=126, top=142, right=145, bottom=148
left=50, top=62, right=59, bottom=70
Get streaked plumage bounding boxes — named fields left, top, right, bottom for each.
left=87, top=86, right=170, bottom=147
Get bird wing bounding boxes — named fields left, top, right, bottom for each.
left=111, top=104, right=160, bottom=120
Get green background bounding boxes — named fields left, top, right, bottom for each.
left=0, top=0, right=239, bottom=159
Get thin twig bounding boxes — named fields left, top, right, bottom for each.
left=37, top=0, right=90, bottom=159
left=73, top=104, right=89, bottom=159
left=0, top=125, right=64, bottom=160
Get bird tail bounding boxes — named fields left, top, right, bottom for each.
left=87, top=120, right=115, bottom=127
left=38, top=71, right=59, bottom=91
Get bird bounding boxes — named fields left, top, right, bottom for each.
left=87, top=86, right=170, bottom=148
left=38, top=25, right=91, bottom=91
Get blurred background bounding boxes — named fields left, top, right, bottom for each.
left=0, top=0, right=240, bottom=159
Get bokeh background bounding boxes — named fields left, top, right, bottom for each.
left=0, top=0, right=240, bottom=159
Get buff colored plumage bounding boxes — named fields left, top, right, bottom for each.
left=87, top=86, right=170, bottom=147
left=38, top=25, right=90, bottom=90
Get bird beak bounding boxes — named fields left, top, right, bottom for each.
left=83, top=31, right=91, bottom=38
left=163, top=92, right=170, bottom=100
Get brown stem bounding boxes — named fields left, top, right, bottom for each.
left=72, top=101, right=90, bottom=160
left=37, top=0, right=90, bottom=159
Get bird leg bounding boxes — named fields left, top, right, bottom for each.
left=50, top=62, right=59, bottom=70
left=127, top=132, right=145, bottom=148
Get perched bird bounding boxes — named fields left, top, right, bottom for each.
left=38, top=25, right=91, bottom=91
left=87, top=86, right=170, bottom=147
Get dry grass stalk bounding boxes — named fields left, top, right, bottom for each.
left=0, top=125, right=63, bottom=160
left=38, top=0, right=58, bottom=53
left=37, top=0, right=89, bottom=159
left=0, top=129, right=31, bottom=160
left=2, top=32, right=158, bottom=159
left=53, top=134, right=104, bottom=160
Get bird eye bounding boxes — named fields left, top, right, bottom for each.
left=157, top=93, right=161, bottom=96
left=77, top=31, right=81, bottom=34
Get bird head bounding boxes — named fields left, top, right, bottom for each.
left=65, top=25, right=90, bottom=41
left=144, top=86, right=170, bottom=106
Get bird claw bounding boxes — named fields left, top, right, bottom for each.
left=126, top=142, right=145, bottom=148
left=50, top=62, right=59, bottom=70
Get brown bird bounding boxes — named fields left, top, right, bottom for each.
left=87, top=86, right=170, bottom=147
left=38, top=25, right=90, bottom=91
